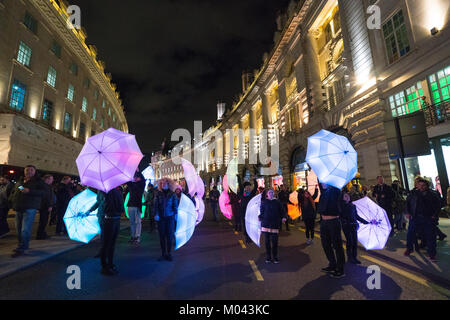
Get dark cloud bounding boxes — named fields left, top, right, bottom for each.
left=70, top=0, right=291, bottom=153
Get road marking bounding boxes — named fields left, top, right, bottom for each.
left=228, top=222, right=233, bottom=226
left=249, top=260, right=264, bottom=281
left=239, top=240, right=247, bottom=249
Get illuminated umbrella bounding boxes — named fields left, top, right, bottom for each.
left=353, top=197, right=392, bottom=250
left=219, top=190, right=233, bottom=219
left=305, top=129, right=357, bottom=190
left=63, top=189, right=100, bottom=244
left=226, top=157, right=238, bottom=194
left=194, top=197, right=205, bottom=226
left=288, top=204, right=300, bottom=220
left=142, top=166, right=155, bottom=189
left=181, top=158, right=199, bottom=197
left=76, top=128, right=143, bottom=193
left=175, top=193, right=197, bottom=250
left=195, top=176, right=205, bottom=199
left=124, top=193, right=145, bottom=219
left=245, top=194, right=262, bottom=247
left=289, top=191, right=298, bottom=205
left=222, top=174, right=229, bottom=192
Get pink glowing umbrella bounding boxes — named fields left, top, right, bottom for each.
left=245, top=194, right=262, bottom=247
left=181, top=158, right=198, bottom=197
left=219, top=190, right=233, bottom=219
left=222, top=174, right=229, bottom=192
left=194, top=197, right=205, bottom=226
left=76, top=128, right=143, bottom=193
left=195, top=176, right=205, bottom=199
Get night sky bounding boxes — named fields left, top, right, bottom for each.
left=69, top=0, right=291, bottom=154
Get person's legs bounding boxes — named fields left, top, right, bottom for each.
left=15, top=210, right=24, bottom=250
left=37, top=208, right=49, bottom=238
left=211, top=203, right=218, bottom=221
left=158, top=219, right=167, bottom=256
left=55, top=209, right=65, bottom=234
left=107, top=219, right=120, bottom=268
left=264, top=232, right=272, bottom=261
left=424, top=218, right=437, bottom=258
left=341, top=224, right=352, bottom=260
left=20, top=209, right=37, bottom=251
left=406, top=217, right=417, bottom=252
left=166, top=217, right=175, bottom=256
left=271, top=233, right=279, bottom=260
left=101, top=219, right=112, bottom=269
left=0, top=207, right=10, bottom=235
left=329, top=219, right=345, bottom=272
left=436, top=225, right=447, bottom=240
left=128, top=207, right=137, bottom=239
left=135, top=209, right=142, bottom=241
left=320, top=220, right=336, bottom=269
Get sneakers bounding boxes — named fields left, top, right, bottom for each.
left=101, top=267, right=116, bottom=276
left=321, top=266, right=335, bottom=273
left=438, top=234, right=447, bottom=241
left=306, top=239, right=311, bottom=245
left=404, top=249, right=413, bottom=256
left=265, top=259, right=272, bottom=264
left=330, top=270, right=345, bottom=278
left=273, top=258, right=279, bottom=264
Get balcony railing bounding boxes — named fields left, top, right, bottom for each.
left=422, top=100, right=450, bottom=126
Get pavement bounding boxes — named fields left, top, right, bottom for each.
left=0, top=208, right=448, bottom=300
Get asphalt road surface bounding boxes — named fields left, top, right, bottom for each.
left=0, top=212, right=449, bottom=300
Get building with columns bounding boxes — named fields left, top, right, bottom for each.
left=153, top=0, right=450, bottom=198
left=0, top=0, right=128, bottom=176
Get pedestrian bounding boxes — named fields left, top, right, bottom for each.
left=127, top=171, right=146, bottom=245
left=209, top=185, right=220, bottom=222
left=0, top=175, right=13, bottom=237
left=317, top=181, right=346, bottom=278
left=144, top=183, right=156, bottom=232
left=229, top=190, right=241, bottom=232
left=87, top=189, right=106, bottom=258
left=277, top=184, right=290, bottom=232
left=339, top=192, right=369, bottom=264
left=55, top=176, right=75, bottom=236
left=92, top=186, right=123, bottom=276
left=373, top=176, right=395, bottom=236
left=238, top=176, right=257, bottom=243
left=298, top=186, right=319, bottom=244
left=8, top=165, right=46, bottom=257
left=391, top=180, right=407, bottom=231
left=154, top=178, right=179, bottom=261
left=36, top=174, right=54, bottom=240
left=405, top=178, right=441, bottom=261
left=259, top=189, right=286, bottom=264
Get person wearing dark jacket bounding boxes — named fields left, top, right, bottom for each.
left=259, top=189, right=286, bottom=263
left=36, top=174, right=54, bottom=240
left=317, top=181, right=346, bottom=278
left=88, top=189, right=106, bottom=258
left=209, top=186, right=220, bottom=222
left=90, top=186, right=124, bottom=275
left=9, top=165, right=46, bottom=257
left=144, top=184, right=156, bottom=231
left=55, top=176, right=75, bottom=236
left=277, top=184, right=290, bottom=232
left=0, top=175, right=13, bottom=237
left=238, top=176, right=257, bottom=242
left=339, top=192, right=369, bottom=264
left=127, top=171, right=146, bottom=245
left=405, top=178, right=441, bottom=261
left=229, top=190, right=241, bottom=232
left=373, top=176, right=395, bottom=236
left=298, top=187, right=319, bottom=244
left=154, top=178, right=179, bottom=261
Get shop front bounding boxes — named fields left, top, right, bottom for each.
left=290, top=147, right=320, bottom=196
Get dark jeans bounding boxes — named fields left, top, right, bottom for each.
left=264, top=232, right=279, bottom=260
left=0, top=207, right=10, bottom=235
left=234, top=213, right=242, bottom=232
left=279, top=204, right=289, bottom=231
left=211, top=202, right=218, bottom=221
left=100, top=218, right=120, bottom=268
left=37, top=208, right=50, bottom=238
left=407, top=215, right=437, bottom=257
left=320, top=218, right=345, bottom=272
left=15, top=209, right=37, bottom=251
left=304, top=217, right=315, bottom=239
left=240, top=213, right=250, bottom=242
left=55, top=209, right=67, bottom=234
left=158, top=216, right=175, bottom=256
left=342, top=223, right=358, bottom=260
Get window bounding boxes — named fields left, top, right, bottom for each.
left=92, top=107, right=96, bottom=120
left=112, top=114, right=115, bottom=122
left=382, top=10, right=410, bottom=64
left=24, top=12, right=37, bottom=34
left=84, top=78, right=90, bottom=89
left=79, top=122, right=86, bottom=140
left=9, top=80, right=27, bottom=111
left=70, top=62, right=78, bottom=75
left=389, top=91, right=406, bottom=117
left=428, top=66, right=450, bottom=104
left=94, top=88, right=99, bottom=100
left=102, top=99, right=106, bottom=108
left=63, top=112, right=72, bottom=133
left=108, top=107, right=111, bottom=116
left=41, top=99, right=53, bottom=125
left=324, top=23, right=332, bottom=44
left=333, top=10, right=341, bottom=35
left=67, top=84, right=75, bottom=102
left=46, top=66, right=57, bottom=87
left=100, top=117, right=104, bottom=128
left=51, top=41, right=61, bottom=58
left=389, top=81, right=425, bottom=117
left=333, top=77, right=346, bottom=105
left=17, top=41, right=32, bottom=67
left=82, top=97, right=88, bottom=112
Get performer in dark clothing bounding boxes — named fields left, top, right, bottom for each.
left=373, top=176, right=395, bottom=236
left=277, top=184, right=290, bottom=231
left=229, top=190, right=241, bottom=232
left=55, top=176, right=75, bottom=236
left=238, top=176, right=257, bottom=242
left=209, top=186, right=220, bottom=222
left=36, top=174, right=54, bottom=240
left=298, top=187, right=319, bottom=244
left=339, top=192, right=369, bottom=264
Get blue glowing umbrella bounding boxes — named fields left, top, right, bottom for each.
left=305, top=129, right=357, bottom=189
left=142, top=166, right=155, bottom=189
left=63, top=189, right=101, bottom=244
left=175, top=193, right=197, bottom=250
left=245, top=194, right=262, bottom=247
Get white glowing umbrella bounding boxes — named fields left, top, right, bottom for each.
left=245, top=193, right=262, bottom=247
left=181, top=158, right=198, bottom=198
left=226, top=157, right=239, bottom=194
left=194, top=196, right=205, bottom=226
left=175, top=193, right=197, bottom=250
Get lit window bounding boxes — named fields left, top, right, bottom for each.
left=389, top=81, right=425, bottom=117
left=100, top=117, right=104, bottom=128
left=382, top=10, right=410, bottom=64
left=79, top=122, right=86, bottom=140
left=46, top=66, right=57, bottom=87
left=42, top=99, right=53, bottom=125
left=113, top=114, right=116, bottom=122
left=108, top=107, right=111, bottom=116
left=92, top=107, right=97, bottom=120
left=17, top=41, right=32, bottom=67
left=67, top=84, right=75, bottom=102
left=82, top=97, right=88, bottom=112
left=51, top=41, right=61, bottom=58
left=428, top=66, right=450, bottom=104
left=9, top=80, right=27, bottom=111
left=102, top=100, right=106, bottom=108
left=63, top=112, right=72, bottom=133
left=24, top=12, right=37, bottom=34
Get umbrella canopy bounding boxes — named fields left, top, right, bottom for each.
left=181, top=158, right=199, bottom=197
left=289, top=191, right=298, bottom=205
left=63, top=189, right=101, bottom=244
left=219, top=190, right=233, bottom=219
left=288, top=204, right=300, bottom=220
left=195, top=176, right=205, bottom=199
left=175, top=193, right=197, bottom=250
left=194, top=197, right=205, bottom=226
left=305, top=129, right=357, bottom=190
left=245, top=194, right=262, bottom=247
left=353, top=197, right=392, bottom=250
left=76, top=128, right=143, bottom=193
left=124, top=193, right=145, bottom=219
left=142, top=166, right=155, bottom=189
left=226, top=157, right=238, bottom=194
left=222, top=174, right=229, bottom=192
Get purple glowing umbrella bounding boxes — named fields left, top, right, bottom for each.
left=181, top=158, right=198, bottom=198
left=245, top=194, right=262, bottom=247
left=76, top=128, right=143, bottom=193
left=353, top=197, right=392, bottom=250
left=195, top=176, right=205, bottom=199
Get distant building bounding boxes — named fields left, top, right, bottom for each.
left=0, top=0, right=128, bottom=176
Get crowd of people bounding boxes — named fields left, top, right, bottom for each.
left=0, top=165, right=448, bottom=279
